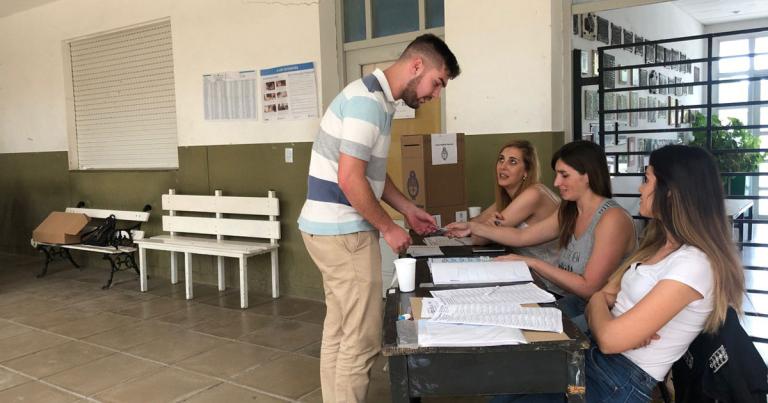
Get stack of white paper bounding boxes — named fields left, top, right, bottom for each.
left=418, top=321, right=527, bottom=347
left=430, top=303, right=563, bottom=333
left=428, top=258, right=533, bottom=285
left=430, top=283, right=555, bottom=305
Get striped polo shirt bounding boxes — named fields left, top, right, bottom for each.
left=298, top=69, right=396, bottom=235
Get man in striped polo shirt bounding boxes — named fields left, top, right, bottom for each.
left=299, top=34, right=460, bottom=402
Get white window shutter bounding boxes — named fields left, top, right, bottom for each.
left=69, top=20, right=179, bottom=170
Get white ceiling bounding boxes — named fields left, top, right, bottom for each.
left=0, top=0, right=60, bottom=18
left=1, top=0, right=767, bottom=26
left=574, top=0, right=768, bottom=25
left=674, top=0, right=768, bottom=25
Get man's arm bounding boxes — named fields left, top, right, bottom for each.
left=381, top=175, right=437, bottom=235
left=338, top=153, right=411, bottom=253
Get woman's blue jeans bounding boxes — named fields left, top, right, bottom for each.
left=490, top=341, right=657, bottom=403
left=557, top=294, right=588, bottom=333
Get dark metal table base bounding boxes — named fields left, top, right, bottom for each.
left=388, top=349, right=585, bottom=402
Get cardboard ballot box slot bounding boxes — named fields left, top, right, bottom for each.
left=401, top=133, right=466, bottom=226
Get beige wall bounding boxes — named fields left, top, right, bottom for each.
left=0, top=1, right=569, bottom=299
left=0, top=0, right=333, bottom=153
left=445, top=0, right=566, bottom=135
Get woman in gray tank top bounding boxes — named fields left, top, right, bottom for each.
left=453, top=141, right=636, bottom=326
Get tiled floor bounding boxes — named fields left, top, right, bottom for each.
left=0, top=252, right=487, bottom=402
left=4, top=227, right=766, bottom=403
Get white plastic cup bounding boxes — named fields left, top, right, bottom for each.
left=468, top=206, right=482, bottom=218
left=393, top=258, right=417, bottom=292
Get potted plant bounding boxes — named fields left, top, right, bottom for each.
left=690, top=112, right=766, bottom=195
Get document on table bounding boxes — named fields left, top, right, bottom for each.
left=420, top=297, right=444, bottom=319
left=423, top=236, right=473, bottom=247
left=418, top=320, right=527, bottom=347
left=429, top=283, right=555, bottom=305
left=430, top=303, right=563, bottom=333
left=428, top=258, right=533, bottom=285
left=406, top=245, right=444, bottom=257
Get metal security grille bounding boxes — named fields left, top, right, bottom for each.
left=68, top=20, right=179, bottom=170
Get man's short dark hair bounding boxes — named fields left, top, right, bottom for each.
left=401, top=33, right=460, bottom=79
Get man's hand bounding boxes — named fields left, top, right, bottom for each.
left=405, top=208, right=438, bottom=235
left=382, top=224, right=412, bottom=254
left=444, top=221, right=471, bottom=238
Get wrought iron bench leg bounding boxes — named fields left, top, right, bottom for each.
left=36, top=245, right=53, bottom=278
left=102, top=252, right=139, bottom=289
left=102, top=255, right=119, bottom=290
left=127, top=252, right=140, bottom=275
left=64, top=249, right=80, bottom=269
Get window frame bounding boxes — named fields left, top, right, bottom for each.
left=714, top=33, right=768, bottom=218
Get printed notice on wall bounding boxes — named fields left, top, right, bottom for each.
left=431, top=133, right=458, bottom=165
left=203, top=70, right=258, bottom=120
left=260, top=62, right=319, bottom=121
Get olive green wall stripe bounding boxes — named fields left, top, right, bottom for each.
left=0, top=132, right=563, bottom=300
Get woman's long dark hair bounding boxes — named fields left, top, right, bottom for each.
left=608, top=145, right=744, bottom=333
left=551, top=141, right=612, bottom=248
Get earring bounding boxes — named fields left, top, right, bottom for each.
left=522, top=175, right=528, bottom=182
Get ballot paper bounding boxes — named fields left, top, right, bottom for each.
left=423, top=236, right=473, bottom=247
left=430, top=303, right=563, bottom=333
left=420, top=297, right=444, bottom=319
left=406, top=245, right=444, bottom=257
left=428, top=258, right=533, bottom=285
left=429, top=283, right=555, bottom=306
left=418, top=320, right=527, bottom=347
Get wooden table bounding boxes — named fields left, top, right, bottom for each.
left=382, top=249, right=590, bottom=402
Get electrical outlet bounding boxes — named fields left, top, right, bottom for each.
left=285, top=147, right=293, bottom=163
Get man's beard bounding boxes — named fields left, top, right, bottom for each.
left=401, top=74, right=424, bottom=109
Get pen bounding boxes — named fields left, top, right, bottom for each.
left=484, top=285, right=501, bottom=296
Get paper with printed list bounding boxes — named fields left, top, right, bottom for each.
left=419, top=297, right=444, bottom=319
left=418, top=321, right=527, bottom=347
left=428, top=257, right=533, bottom=285
left=429, top=283, right=555, bottom=306
left=430, top=303, right=563, bottom=333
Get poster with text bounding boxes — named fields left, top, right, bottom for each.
left=260, top=62, right=319, bottom=122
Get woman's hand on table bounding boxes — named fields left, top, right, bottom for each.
left=493, top=253, right=538, bottom=269
left=444, top=221, right=472, bottom=238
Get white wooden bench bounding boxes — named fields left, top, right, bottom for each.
left=135, top=189, right=280, bottom=308
left=30, top=203, right=152, bottom=289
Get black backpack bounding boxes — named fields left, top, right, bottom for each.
left=81, top=214, right=119, bottom=248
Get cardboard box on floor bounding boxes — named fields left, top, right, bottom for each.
left=401, top=133, right=467, bottom=227
left=32, top=212, right=90, bottom=244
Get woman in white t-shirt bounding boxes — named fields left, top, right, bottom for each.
left=492, top=145, right=745, bottom=403
left=583, top=145, right=745, bottom=402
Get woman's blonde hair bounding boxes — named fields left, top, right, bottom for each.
left=494, top=140, right=541, bottom=212
left=607, top=145, right=744, bottom=333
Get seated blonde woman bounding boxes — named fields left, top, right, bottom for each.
left=445, top=140, right=560, bottom=265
